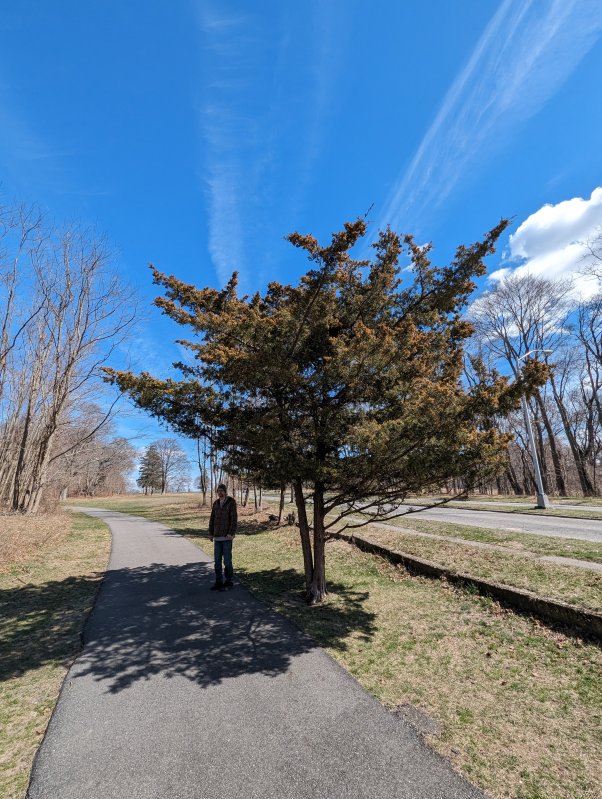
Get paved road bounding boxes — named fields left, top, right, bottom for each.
left=400, top=505, right=602, bottom=542
left=27, top=507, right=485, bottom=799
left=264, top=494, right=602, bottom=542
left=445, top=500, right=602, bottom=512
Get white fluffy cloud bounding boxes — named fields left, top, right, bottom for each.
left=489, top=186, right=602, bottom=297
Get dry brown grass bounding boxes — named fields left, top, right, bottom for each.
left=0, top=511, right=110, bottom=799
left=0, top=513, right=69, bottom=572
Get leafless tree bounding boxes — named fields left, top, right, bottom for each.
left=0, top=203, right=136, bottom=513
left=582, top=226, right=602, bottom=281
left=151, top=438, right=190, bottom=493
left=470, top=273, right=572, bottom=495
left=468, top=272, right=602, bottom=496
left=51, top=405, right=136, bottom=499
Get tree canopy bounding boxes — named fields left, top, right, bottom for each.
left=106, top=218, right=545, bottom=602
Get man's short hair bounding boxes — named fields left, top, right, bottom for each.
left=217, top=483, right=227, bottom=492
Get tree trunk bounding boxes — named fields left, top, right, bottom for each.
left=521, top=452, right=535, bottom=495
left=25, top=427, right=56, bottom=515
left=533, top=392, right=567, bottom=496
left=293, top=479, right=314, bottom=598
left=310, top=485, right=327, bottom=603
left=531, top=414, right=550, bottom=494
left=505, top=457, right=523, bottom=495
left=197, top=437, right=208, bottom=505
left=278, top=482, right=285, bottom=524
left=12, top=399, right=33, bottom=510
left=549, top=374, right=596, bottom=496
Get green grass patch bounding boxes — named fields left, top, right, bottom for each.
left=370, top=515, right=602, bottom=564
left=78, top=494, right=602, bottom=799
left=356, top=526, right=602, bottom=613
left=412, top=494, right=602, bottom=509
left=0, top=511, right=110, bottom=799
left=440, top=502, right=602, bottom=521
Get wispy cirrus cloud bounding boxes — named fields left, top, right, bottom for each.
left=196, top=9, right=253, bottom=287
left=196, top=2, right=348, bottom=290
left=377, top=0, right=602, bottom=235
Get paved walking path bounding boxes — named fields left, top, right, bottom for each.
left=27, top=508, right=486, bottom=799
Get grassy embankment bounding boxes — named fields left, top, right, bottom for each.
left=356, top=513, right=602, bottom=563
left=355, top=522, right=602, bottom=612
left=74, top=494, right=602, bottom=799
left=0, top=511, right=110, bottom=799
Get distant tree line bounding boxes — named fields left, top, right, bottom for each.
left=0, top=202, right=135, bottom=513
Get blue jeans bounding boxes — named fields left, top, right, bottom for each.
left=213, top=539, right=233, bottom=584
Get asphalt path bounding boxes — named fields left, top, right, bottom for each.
left=400, top=505, right=602, bottom=542
left=27, top=507, right=486, bottom=799
left=263, top=493, right=602, bottom=542
left=448, top=500, right=602, bottom=512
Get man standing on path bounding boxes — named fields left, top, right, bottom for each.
left=209, top=483, right=237, bottom=591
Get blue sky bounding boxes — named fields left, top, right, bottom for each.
left=2, top=0, right=602, bottom=468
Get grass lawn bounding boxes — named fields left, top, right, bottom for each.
left=482, top=495, right=602, bottom=507
left=0, top=511, right=110, bottom=799
left=355, top=525, right=602, bottom=613
left=73, top=494, right=602, bottom=799
left=438, top=502, right=602, bottom=521
left=363, top=514, right=602, bottom=564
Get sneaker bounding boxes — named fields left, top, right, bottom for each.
left=224, top=579, right=234, bottom=589
left=210, top=582, right=225, bottom=591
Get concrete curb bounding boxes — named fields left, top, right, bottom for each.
left=332, top=531, right=602, bottom=643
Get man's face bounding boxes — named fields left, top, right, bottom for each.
left=217, top=488, right=226, bottom=499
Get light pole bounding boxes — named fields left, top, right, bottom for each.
left=517, top=349, right=552, bottom=509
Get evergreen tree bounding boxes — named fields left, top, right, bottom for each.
left=107, top=219, right=546, bottom=602
left=137, top=445, right=163, bottom=494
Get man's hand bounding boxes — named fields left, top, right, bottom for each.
left=225, top=534, right=234, bottom=540
left=209, top=537, right=213, bottom=542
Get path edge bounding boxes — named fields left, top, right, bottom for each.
left=332, top=531, right=602, bottom=643
left=25, top=509, right=114, bottom=798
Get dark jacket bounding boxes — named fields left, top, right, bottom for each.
left=209, top=496, right=237, bottom=538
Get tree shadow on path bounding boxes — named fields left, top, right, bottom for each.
left=1, top=561, right=376, bottom=695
